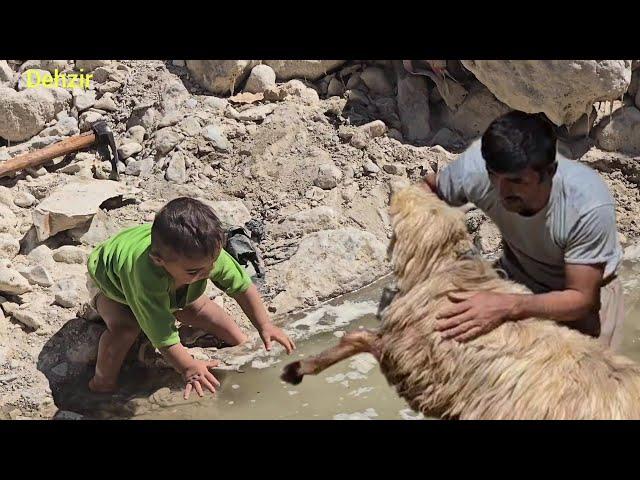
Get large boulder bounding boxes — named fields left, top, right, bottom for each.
left=461, top=60, right=632, bottom=126
left=0, top=87, right=71, bottom=141
left=269, top=228, right=389, bottom=314
left=594, top=106, right=640, bottom=155
left=263, top=60, right=346, bottom=81
left=32, top=180, right=131, bottom=241
left=185, top=60, right=258, bottom=95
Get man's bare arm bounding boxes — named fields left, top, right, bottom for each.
left=510, top=263, right=603, bottom=323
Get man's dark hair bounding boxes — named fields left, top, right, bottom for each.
left=481, top=111, right=557, bottom=175
left=151, top=197, right=226, bottom=259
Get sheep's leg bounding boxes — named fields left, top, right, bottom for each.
left=281, top=330, right=380, bottom=385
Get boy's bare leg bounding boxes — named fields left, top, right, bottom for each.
left=89, top=294, right=141, bottom=393
left=176, top=296, right=248, bottom=347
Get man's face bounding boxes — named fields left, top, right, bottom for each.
left=487, top=166, right=553, bottom=215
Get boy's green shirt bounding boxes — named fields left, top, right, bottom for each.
left=87, top=224, right=252, bottom=349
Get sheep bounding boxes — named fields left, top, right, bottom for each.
left=281, top=185, right=640, bottom=419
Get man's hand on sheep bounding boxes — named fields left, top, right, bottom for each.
left=435, top=291, right=518, bottom=342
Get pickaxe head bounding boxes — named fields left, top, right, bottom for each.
left=91, top=120, right=120, bottom=180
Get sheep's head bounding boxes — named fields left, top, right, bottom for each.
left=388, top=185, right=473, bottom=292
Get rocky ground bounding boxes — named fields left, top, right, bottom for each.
left=0, top=59, right=639, bottom=420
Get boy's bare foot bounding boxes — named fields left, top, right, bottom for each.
left=88, top=376, right=118, bottom=393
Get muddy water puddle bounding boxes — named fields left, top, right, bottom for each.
left=131, top=277, right=424, bottom=420
left=68, top=262, right=640, bottom=420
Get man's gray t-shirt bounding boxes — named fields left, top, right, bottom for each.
left=437, top=139, right=622, bottom=294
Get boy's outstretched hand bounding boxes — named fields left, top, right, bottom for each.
left=182, top=359, right=221, bottom=400
left=259, top=324, right=296, bottom=354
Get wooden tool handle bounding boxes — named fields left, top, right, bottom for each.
left=0, top=132, right=97, bottom=178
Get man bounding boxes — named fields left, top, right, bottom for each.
left=421, top=111, right=625, bottom=350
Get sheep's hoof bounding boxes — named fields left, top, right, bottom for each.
left=281, top=361, right=304, bottom=385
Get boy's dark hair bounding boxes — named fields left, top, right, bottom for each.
left=481, top=111, right=557, bottom=176
left=151, top=197, right=226, bottom=259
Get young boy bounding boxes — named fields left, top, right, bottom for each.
left=86, top=197, right=295, bottom=399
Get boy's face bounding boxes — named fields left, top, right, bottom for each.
left=150, top=249, right=218, bottom=286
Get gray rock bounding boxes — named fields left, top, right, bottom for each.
left=117, top=142, right=143, bottom=160
left=93, top=93, right=118, bottom=112
left=39, top=115, right=79, bottom=137
left=269, top=228, right=388, bottom=313
left=0, top=187, right=13, bottom=207
left=624, top=243, right=640, bottom=262
left=32, top=179, right=129, bottom=241
left=244, top=64, right=277, bottom=94
left=280, top=80, right=320, bottom=105
left=125, top=159, right=141, bottom=176
left=202, top=124, right=231, bottom=152
left=27, top=245, right=56, bottom=270
left=19, top=265, right=53, bottom=287
left=383, top=163, right=404, bottom=175
left=363, top=160, right=380, bottom=175
left=361, top=67, right=394, bottom=96
left=157, top=111, right=182, bottom=129
left=75, top=60, right=113, bottom=71
left=52, top=246, right=88, bottom=264
left=0, top=61, right=16, bottom=87
left=53, top=277, right=89, bottom=309
left=314, top=164, right=343, bottom=190
left=0, top=234, right=19, bottom=260
left=160, top=78, right=191, bottom=111
left=350, top=120, right=387, bottom=149
left=272, top=206, right=340, bottom=238
left=327, top=77, right=345, bottom=97
left=78, top=111, right=104, bottom=132
left=126, top=104, right=159, bottom=132
left=199, top=200, right=251, bottom=228
left=236, top=104, right=276, bottom=122
left=0, top=87, right=71, bottom=141
left=204, top=97, right=228, bottom=111
left=263, top=60, right=346, bottom=81
left=397, top=75, right=431, bottom=143
left=138, top=157, right=155, bottom=177
left=69, top=209, right=119, bottom=246
left=73, top=90, right=96, bottom=112
left=430, top=128, right=464, bottom=149
left=154, top=128, right=181, bottom=155
left=462, top=60, right=631, bottom=126
left=13, top=191, right=36, bottom=208
left=594, top=106, right=640, bottom=155
left=165, top=152, right=187, bottom=183
left=0, top=204, right=17, bottom=234
left=0, top=267, right=32, bottom=295
left=186, top=60, right=258, bottom=95
left=96, top=81, right=122, bottom=94
left=126, top=125, right=146, bottom=144
left=178, top=117, right=202, bottom=136
left=435, top=84, right=511, bottom=139
left=12, top=307, right=41, bottom=330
